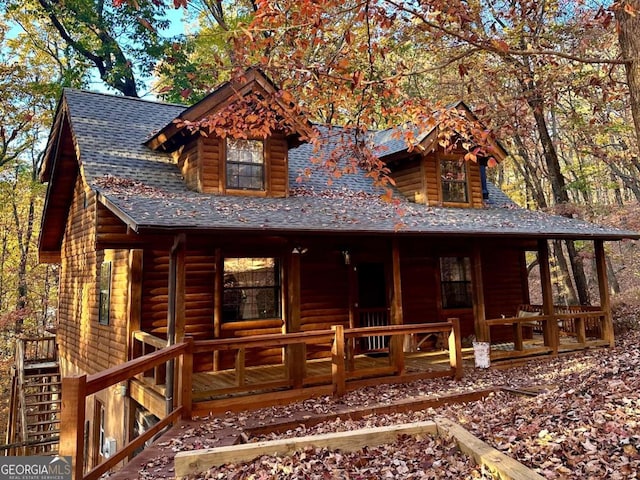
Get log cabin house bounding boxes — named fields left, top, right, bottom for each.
left=38, top=70, right=639, bottom=477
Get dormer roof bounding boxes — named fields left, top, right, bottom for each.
left=372, top=101, right=509, bottom=163
left=145, top=68, right=313, bottom=152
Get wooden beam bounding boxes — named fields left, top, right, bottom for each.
left=127, top=249, right=143, bottom=361
left=129, top=379, right=167, bottom=420
left=331, top=325, right=346, bottom=396
left=436, top=417, right=545, bottom=480
left=595, top=240, right=615, bottom=347
left=471, top=245, right=488, bottom=342
left=538, top=240, right=558, bottom=354
left=60, top=375, right=87, bottom=480
left=174, top=421, right=438, bottom=479
left=174, top=235, right=187, bottom=343
left=447, top=317, right=463, bottom=380
left=179, top=337, right=194, bottom=420
left=390, top=239, right=405, bottom=375
left=167, top=234, right=186, bottom=415
left=213, top=248, right=222, bottom=371
left=286, top=248, right=305, bottom=387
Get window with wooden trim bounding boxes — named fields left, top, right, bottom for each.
left=98, top=261, right=111, bottom=325
left=440, top=158, right=468, bottom=203
left=223, top=258, right=281, bottom=322
left=226, top=139, right=265, bottom=190
left=440, top=256, right=473, bottom=309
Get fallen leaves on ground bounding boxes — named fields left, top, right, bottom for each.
left=199, top=435, right=494, bottom=480
left=136, top=329, right=640, bottom=479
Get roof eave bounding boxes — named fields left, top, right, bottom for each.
left=129, top=223, right=639, bottom=241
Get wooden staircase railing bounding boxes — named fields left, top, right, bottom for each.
left=60, top=338, right=194, bottom=480
left=3, top=335, right=61, bottom=456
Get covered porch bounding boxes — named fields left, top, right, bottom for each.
left=124, top=232, right=615, bottom=414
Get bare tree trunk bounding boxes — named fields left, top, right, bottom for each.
left=512, top=134, right=548, bottom=209
left=606, top=254, right=621, bottom=296
left=611, top=172, right=624, bottom=207
left=0, top=223, right=7, bottom=313
left=552, top=239, right=578, bottom=305
left=607, top=161, right=640, bottom=201
left=525, top=88, right=591, bottom=305
left=617, top=0, right=640, bottom=151
left=565, top=239, right=590, bottom=305
left=12, top=183, right=36, bottom=331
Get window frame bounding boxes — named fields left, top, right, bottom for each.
left=439, top=256, right=473, bottom=310
left=438, top=156, right=470, bottom=205
left=222, top=257, right=282, bottom=323
left=98, top=261, right=111, bottom=326
left=225, top=138, right=266, bottom=191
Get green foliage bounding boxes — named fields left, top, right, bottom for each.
left=4, top=0, right=177, bottom=96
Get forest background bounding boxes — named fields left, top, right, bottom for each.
left=1, top=0, right=640, bottom=432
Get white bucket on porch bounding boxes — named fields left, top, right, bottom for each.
left=473, top=341, right=490, bottom=369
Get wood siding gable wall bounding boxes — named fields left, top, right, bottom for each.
left=58, top=178, right=130, bottom=376
left=174, top=133, right=288, bottom=197
left=389, top=148, right=484, bottom=208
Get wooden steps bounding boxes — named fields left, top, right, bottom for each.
left=4, top=336, right=61, bottom=456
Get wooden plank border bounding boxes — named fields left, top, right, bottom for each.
left=174, top=421, right=438, bottom=478
left=174, top=417, right=544, bottom=480
left=435, top=417, right=545, bottom=480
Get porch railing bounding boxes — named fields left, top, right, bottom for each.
left=60, top=338, right=193, bottom=480
left=485, top=305, right=610, bottom=361
left=21, top=336, right=57, bottom=364
left=356, top=307, right=390, bottom=353
left=130, top=319, right=462, bottom=416
left=60, top=321, right=462, bottom=479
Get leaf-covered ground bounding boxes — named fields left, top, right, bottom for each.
left=201, top=435, right=494, bottom=480
left=130, top=329, right=640, bottom=480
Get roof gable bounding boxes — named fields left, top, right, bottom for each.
left=145, top=68, right=313, bottom=152
left=373, top=101, right=509, bottom=163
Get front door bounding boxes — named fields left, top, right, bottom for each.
left=356, top=262, right=389, bottom=353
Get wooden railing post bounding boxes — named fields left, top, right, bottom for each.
left=331, top=325, right=346, bottom=396
left=538, top=240, right=558, bottom=355
left=390, top=239, right=405, bottom=375
left=595, top=240, right=615, bottom=347
left=60, top=375, right=87, bottom=480
left=179, top=337, right=194, bottom=420
left=447, top=318, right=463, bottom=380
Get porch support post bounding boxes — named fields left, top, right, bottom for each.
left=287, top=247, right=305, bottom=388
left=390, top=238, right=405, bottom=375
left=471, top=244, right=488, bottom=342
left=595, top=240, right=615, bottom=347
left=127, top=249, right=143, bottom=361
left=213, top=248, right=222, bottom=371
left=167, top=233, right=186, bottom=415
left=538, top=239, right=558, bottom=354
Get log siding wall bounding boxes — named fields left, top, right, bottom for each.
left=174, top=134, right=288, bottom=197
left=58, top=178, right=130, bottom=376
left=389, top=149, right=485, bottom=208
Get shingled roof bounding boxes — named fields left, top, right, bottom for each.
left=54, top=89, right=638, bottom=240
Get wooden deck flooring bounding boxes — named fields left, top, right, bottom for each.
left=143, top=335, right=607, bottom=408
left=192, top=348, right=473, bottom=402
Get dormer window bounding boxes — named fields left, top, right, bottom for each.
left=226, top=139, right=265, bottom=190
left=440, top=158, right=468, bottom=204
